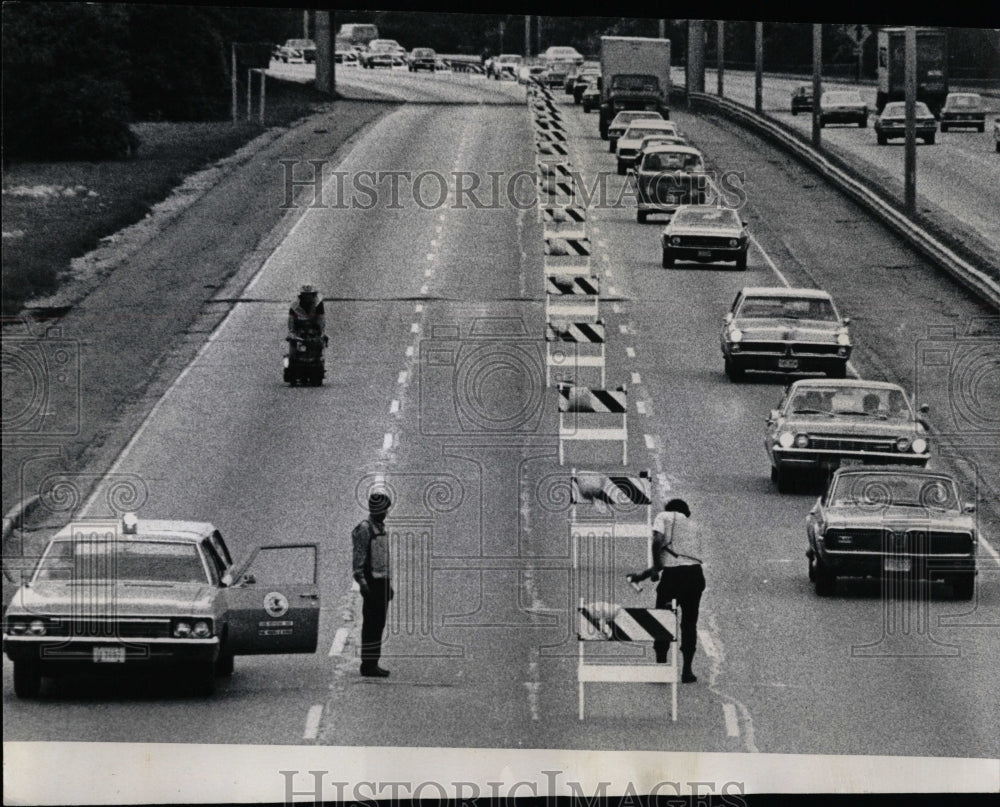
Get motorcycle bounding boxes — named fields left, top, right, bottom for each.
left=283, top=329, right=328, bottom=386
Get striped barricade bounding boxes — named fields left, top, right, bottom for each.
left=537, top=142, right=569, bottom=157
left=543, top=206, right=587, bottom=241
left=544, top=236, right=592, bottom=257
left=537, top=176, right=576, bottom=204
left=545, top=320, right=606, bottom=386
left=536, top=160, right=573, bottom=180
left=577, top=602, right=678, bottom=720
left=558, top=383, right=628, bottom=465
left=568, top=468, right=652, bottom=541
left=535, top=128, right=568, bottom=143
left=545, top=275, right=600, bottom=324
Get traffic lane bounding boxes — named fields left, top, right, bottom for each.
left=709, top=70, right=1000, bottom=250
left=680, top=108, right=1000, bottom=516
left=564, top=97, right=1000, bottom=757
left=2, top=104, right=487, bottom=739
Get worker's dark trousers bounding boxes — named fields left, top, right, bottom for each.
left=654, top=564, right=706, bottom=665
left=360, top=577, right=390, bottom=669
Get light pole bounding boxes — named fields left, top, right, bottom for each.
left=812, top=24, right=822, bottom=149
left=904, top=26, right=917, bottom=216
left=754, top=22, right=763, bottom=113
left=717, top=20, right=725, bottom=96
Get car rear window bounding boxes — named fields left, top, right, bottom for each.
left=642, top=152, right=703, bottom=171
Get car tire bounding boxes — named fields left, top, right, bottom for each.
left=192, top=661, right=217, bottom=696
left=724, top=356, right=744, bottom=382
left=951, top=573, right=975, bottom=601
left=216, top=649, right=235, bottom=677
left=773, top=463, right=794, bottom=493
left=661, top=248, right=673, bottom=268
left=13, top=661, right=42, bottom=699
left=736, top=250, right=747, bottom=270
left=924, top=133, right=935, bottom=145
left=813, top=558, right=835, bottom=596
left=828, top=362, right=848, bottom=379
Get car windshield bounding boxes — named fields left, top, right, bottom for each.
left=788, top=385, right=913, bottom=419
left=33, top=539, right=210, bottom=584
left=642, top=151, right=703, bottom=171
left=829, top=474, right=959, bottom=510
left=824, top=92, right=862, bottom=104
left=673, top=207, right=739, bottom=227
left=737, top=296, right=838, bottom=322
left=948, top=94, right=981, bottom=108
left=413, top=49, right=433, bottom=56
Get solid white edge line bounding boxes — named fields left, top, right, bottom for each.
left=723, top=703, right=740, bottom=738
left=303, top=704, right=323, bottom=740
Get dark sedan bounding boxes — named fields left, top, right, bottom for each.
left=791, top=85, right=813, bottom=115
left=876, top=101, right=938, bottom=145
left=819, top=90, right=868, bottom=127
left=940, top=92, right=986, bottom=133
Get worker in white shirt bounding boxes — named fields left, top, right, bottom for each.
left=626, top=498, right=706, bottom=683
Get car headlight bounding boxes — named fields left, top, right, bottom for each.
left=729, top=328, right=743, bottom=343
left=29, top=620, right=47, bottom=636
left=896, top=437, right=911, bottom=452
left=671, top=236, right=681, bottom=245
left=837, top=332, right=851, bottom=346
left=778, top=431, right=795, bottom=448
left=795, top=434, right=810, bottom=448
left=172, top=621, right=192, bottom=638
left=8, top=621, right=28, bottom=635
left=192, top=620, right=213, bottom=638
left=728, top=239, right=738, bottom=247
left=911, top=438, right=928, bottom=454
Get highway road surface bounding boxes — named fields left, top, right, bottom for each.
left=4, top=65, right=998, bottom=779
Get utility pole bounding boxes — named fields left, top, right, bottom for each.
left=498, top=21, right=505, bottom=54
left=717, top=20, right=725, bottom=96
left=524, top=15, right=530, bottom=58
left=904, top=26, right=917, bottom=216
left=659, top=19, right=666, bottom=38
left=303, top=10, right=309, bottom=39
left=537, top=16, right=542, bottom=56
left=812, top=24, right=822, bottom=149
left=754, top=22, right=764, bottom=113
left=231, top=44, right=238, bottom=123
left=687, top=20, right=705, bottom=98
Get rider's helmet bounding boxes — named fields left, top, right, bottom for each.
left=298, top=284, right=319, bottom=312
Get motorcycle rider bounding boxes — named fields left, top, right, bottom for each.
left=287, top=284, right=327, bottom=345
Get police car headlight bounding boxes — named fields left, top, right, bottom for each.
left=896, top=437, right=911, bottom=452
left=29, top=620, right=47, bottom=636
left=172, top=621, right=192, bottom=638
left=795, top=434, right=810, bottom=448
left=911, top=438, right=928, bottom=454
left=837, top=332, right=851, bottom=346
left=778, top=431, right=795, bottom=449
left=729, top=329, right=743, bottom=343
left=192, top=620, right=212, bottom=638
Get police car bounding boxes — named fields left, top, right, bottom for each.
left=3, top=513, right=319, bottom=698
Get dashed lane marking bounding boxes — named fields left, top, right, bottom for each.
left=397, top=371, right=407, bottom=384
left=389, top=399, right=400, bottom=414
left=415, top=304, right=423, bottom=313
left=405, top=346, right=414, bottom=357
left=303, top=705, right=323, bottom=740
left=631, top=372, right=641, bottom=384
left=626, top=347, right=636, bottom=358
left=382, top=432, right=394, bottom=451
left=636, top=401, right=648, bottom=415
left=410, top=323, right=421, bottom=333
left=723, top=703, right=740, bottom=738
left=644, top=434, right=656, bottom=449
left=329, top=627, right=350, bottom=656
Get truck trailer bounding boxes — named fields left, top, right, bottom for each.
left=876, top=28, right=949, bottom=116
left=599, top=36, right=672, bottom=139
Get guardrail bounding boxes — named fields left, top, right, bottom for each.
left=686, top=91, right=1000, bottom=311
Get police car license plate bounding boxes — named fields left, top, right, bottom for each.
left=778, top=358, right=799, bottom=369
left=885, top=557, right=911, bottom=573
left=93, top=646, right=126, bottom=663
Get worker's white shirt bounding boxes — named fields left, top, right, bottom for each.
left=652, top=511, right=702, bottom=568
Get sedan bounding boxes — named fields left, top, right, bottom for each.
left=722, top=287, right=852, bottom=381
left=764, top=379, right=931, bottom=492
left=875, top=101, right=938, bottom=145
left=636, top=145, right=706, bottom=222
left=2, top=513, right=320, bottom=698
left=819, top=90, right=868, bottom=127
left=939, top=92, right=986, bottom=132
left=572, top=70, right=600, bottom=104
left=806, top=466, right=977, bottom=599
left=633, top=133, right=688, bottom=168
left=606, top=110, right=664, bottom=151
left=661, top=205, right=747, bottom=268
left=408, top=47, right=437, bottom=72
left=278, top=38, right=316, bottom=64
left=791, top=85, right=813, bottom=115
left=581, top=80, right=601, bottom=112
left=488, top=54, right=522, bottom=80
left=616, top=120, right=679, bottom=173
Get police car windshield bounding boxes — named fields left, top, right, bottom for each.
left=34, top=539, right=210, bottom=584
left=830, top=474, right=959, bottom=510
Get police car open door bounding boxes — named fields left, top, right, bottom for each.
left=226, top=544, right=319, bottom=654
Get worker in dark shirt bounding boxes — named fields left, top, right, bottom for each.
left=352, top=492, right=393, bottom=677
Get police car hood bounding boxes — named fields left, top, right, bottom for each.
left=734, top=317, right=842, bottom=340
left=10, top=582, right=216, bottom=617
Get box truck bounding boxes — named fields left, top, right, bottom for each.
left=599, top=36, right=671, bottom=139
left=876, top=28, right=949, bottom=115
